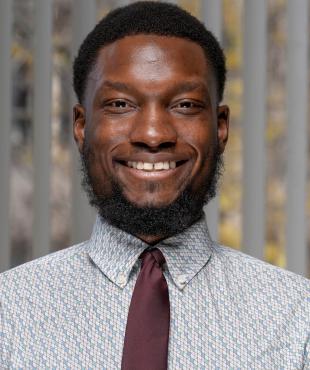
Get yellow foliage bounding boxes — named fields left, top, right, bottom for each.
left=179, top=0, right=200, bottom=17
left=11, top=42, right=33, bottom=65
left=219, top=220, right=241, bottom=249
left=265, top=242, right=286, bottom=268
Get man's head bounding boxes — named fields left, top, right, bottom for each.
left=73, top=1, right=226, bottom=105
left=73, top=1, right=229, bottom=243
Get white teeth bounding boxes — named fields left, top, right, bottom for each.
left=154, top=162, right=164, bottom=170
left=136, top=162, right=144, bottom=170
left=126, top=161, right=177, bottom=171
left=163, top=162, right=169, bottom=170
left=170, top=161, right=176, bottom=169
left=143, top=162, right=153, bottom=170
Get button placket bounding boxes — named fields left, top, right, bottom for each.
left=177, top=274, right=187, bottom=287
left=117, top=272, right=127, bottom=286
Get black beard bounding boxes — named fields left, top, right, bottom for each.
left=80, top=143, right=223, bottom=240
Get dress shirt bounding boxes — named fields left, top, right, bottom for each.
left=0, top=215, right=309, bottom=369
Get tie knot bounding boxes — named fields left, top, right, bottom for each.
left=140, top=248, right=166, bottom=268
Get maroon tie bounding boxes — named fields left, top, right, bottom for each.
left=121, top=248, right=170, bottom=370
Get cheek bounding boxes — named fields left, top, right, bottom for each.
left=178, top=123, right=216, bottom=161
left=84, top=124, right=115, bottom=179
left=86, top=116, right=128, bottom=156
left=178, top=123, right=217, bottom=191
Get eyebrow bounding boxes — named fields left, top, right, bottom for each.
left=101, top=79, right=210, bottom=98
left=102, top=80, right=133, bottom=92
left=168, top=81, right=210, bottom=97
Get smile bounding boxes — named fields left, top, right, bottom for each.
left=120, top=160, right=187, bottom=171
left=114, top=159, right=190, bottom=179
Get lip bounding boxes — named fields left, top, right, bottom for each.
left=113, top=153, right=190, bottom=163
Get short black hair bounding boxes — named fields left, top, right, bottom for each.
left=73, top=1, right=226, bottom=104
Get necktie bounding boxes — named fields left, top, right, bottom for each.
left=121, top=248, right=170, bottom=370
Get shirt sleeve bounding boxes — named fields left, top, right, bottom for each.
left=0, top=278, right=12, bottom=368
left=0, top=300, right=6, bottom=367
left=304, top=333, right=310, bottom=369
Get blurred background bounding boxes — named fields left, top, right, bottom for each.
left=0, top=0, right=309, bottom=277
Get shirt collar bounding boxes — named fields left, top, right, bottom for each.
left=86, top=215, right=213, bottom=290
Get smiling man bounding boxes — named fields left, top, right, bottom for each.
left=0, top=2, right=309, bottom=369
left=75, top=31, right=227, bottom=243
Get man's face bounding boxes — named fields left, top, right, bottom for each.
left=74, top=35, right=229, bottom=240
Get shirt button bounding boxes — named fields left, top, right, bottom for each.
left=117, top=273, right=127, bottom=286
left=177, top=274, right=187, bottom=286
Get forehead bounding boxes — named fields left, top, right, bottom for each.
left=86, top=34, right=215, bottom=99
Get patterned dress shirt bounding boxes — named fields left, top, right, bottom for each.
left=1, top=215, right=309, bottom=369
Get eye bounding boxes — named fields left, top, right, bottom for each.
left=109, top=100, right=128, bottom=108
left=179, top=102, right=195, bottom=108
left=171, top=100, right=204, bottom=115
left=103, top=99, right=136, bottom=113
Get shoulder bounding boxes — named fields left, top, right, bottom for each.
left=209, top=244, right=309, bottom=344
left=211, top=243, right=309, bottom=303
left=0, top=242, right=93, bottom=366
left=0, top=242, right=90, bottom=299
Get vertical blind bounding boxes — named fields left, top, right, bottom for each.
left=0, top=0, right=308, bottom=277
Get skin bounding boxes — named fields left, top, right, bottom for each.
left=73, top=35, right=229, bottom=244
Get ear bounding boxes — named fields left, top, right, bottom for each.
left=217, top=105, right=229, bottom=154
left=73, top=104, right=86, bottom=153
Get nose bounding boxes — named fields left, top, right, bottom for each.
left=129, top=104, right=177, bottom=149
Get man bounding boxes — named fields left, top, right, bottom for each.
left=1, top=2, right=309, bottom=369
